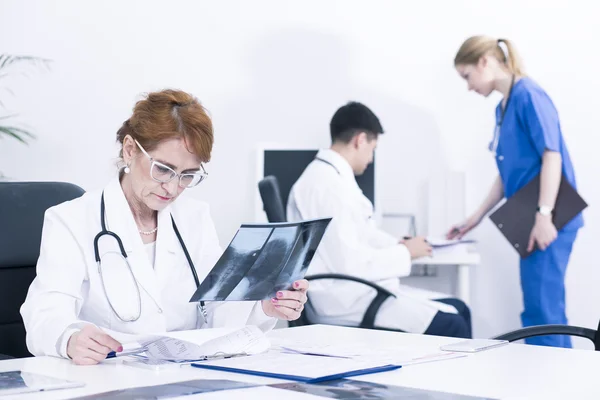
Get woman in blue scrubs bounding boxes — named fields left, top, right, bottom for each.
left=447, top=36, right=584, bottom=348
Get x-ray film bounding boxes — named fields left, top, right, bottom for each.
left=190, top=218, right=331, bottom=302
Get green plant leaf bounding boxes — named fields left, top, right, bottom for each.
left=0, top=125, right=36, bottom=143
left=0, top=55, right=51, bottom=71
left=0, top=54, right=51, bottom=145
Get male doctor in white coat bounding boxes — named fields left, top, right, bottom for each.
left=20, top=89, right=309, bottom=365
left=287, top=101, right=471, bottom=338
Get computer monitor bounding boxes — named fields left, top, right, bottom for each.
left=262, top=149, right=375, bottom=212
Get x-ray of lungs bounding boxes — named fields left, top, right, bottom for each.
left=190, top=218, right=331, bottom=302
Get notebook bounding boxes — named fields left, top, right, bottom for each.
left=0, top=370, right=84, bottom=396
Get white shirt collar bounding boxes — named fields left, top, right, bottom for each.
left=315, top=148, right=356, bottom=183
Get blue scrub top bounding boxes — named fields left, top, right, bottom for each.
left=495, top=77, right=584, bottom=232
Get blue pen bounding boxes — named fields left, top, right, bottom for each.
left=106, top=347, right=146, bottom=359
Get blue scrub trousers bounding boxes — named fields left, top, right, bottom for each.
left=519, top=230, right=578, bottom=348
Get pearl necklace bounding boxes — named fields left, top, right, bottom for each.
left=139, top=227, right=158, bottom=235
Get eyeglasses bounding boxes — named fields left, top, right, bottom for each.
left=134, top=139, right=208, bottom=188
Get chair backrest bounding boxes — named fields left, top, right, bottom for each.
left=595, top=319, right=600, bottom=351
left=258, top=175, right=286, bottom=223
left=0, top=181, right=85, bottom=358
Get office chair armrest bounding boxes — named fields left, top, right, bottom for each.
left=305, top=273, right=397, bottom=329
left=493, top=325, right=598, bottom=349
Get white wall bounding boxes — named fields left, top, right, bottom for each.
left=1, top=0, right=599, bottom=346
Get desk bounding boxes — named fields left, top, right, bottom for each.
left=413, top=252, right=481, bottom=304
left=2, top=325, right=598, bottom=400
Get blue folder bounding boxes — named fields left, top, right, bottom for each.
left=190, top=363, right=401, bottom=384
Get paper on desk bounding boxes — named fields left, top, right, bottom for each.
left=277, top=342, right=465, bottom=366
left=158, top=327, right=237, bottom=344
left=119, top=326, right=270, bottom=362
left=425, top=236, right=475, bottom=257
left=426, top=237, right=476, bottom=248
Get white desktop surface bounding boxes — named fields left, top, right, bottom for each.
left=1, top=325, right=597, bottom=400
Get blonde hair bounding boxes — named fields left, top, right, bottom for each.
left=454, top=35, right=525, bottom=76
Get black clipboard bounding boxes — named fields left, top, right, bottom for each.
left=489, top=173, right=587, bottom=258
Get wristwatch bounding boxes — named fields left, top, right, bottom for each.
left=537, top=205, right=553, bottom=216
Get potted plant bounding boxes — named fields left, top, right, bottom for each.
left=0, top=54, right=50, bottom=179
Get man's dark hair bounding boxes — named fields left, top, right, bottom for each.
left=329, top=101, right=384, bottom=144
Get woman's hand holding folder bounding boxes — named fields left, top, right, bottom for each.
left=528, top=213, right=558, bottom=252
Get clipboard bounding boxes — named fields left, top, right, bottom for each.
left=190, top=351, right=402, bottom=384
left=489, top=173, right=587, bottom=258
left=191, top=362, right=401, bottom=384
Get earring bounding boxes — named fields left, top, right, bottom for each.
left=124, top=163, right=131, bottom=174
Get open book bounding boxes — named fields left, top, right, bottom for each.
left=110, top=325, right=270, bottom=363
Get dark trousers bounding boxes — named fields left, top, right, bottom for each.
left=424, top=298, right=472, bottom=339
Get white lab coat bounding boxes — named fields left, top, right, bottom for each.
left=20, top=176, right=276, bottom=358
left=287, top=149, right=456, bottom=333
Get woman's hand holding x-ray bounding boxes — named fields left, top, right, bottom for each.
left=261, top=279, right=309, bottom=321
left=67, top=324, right=122, bottom=365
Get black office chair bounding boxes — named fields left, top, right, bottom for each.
left=493, top=320, right=600, bottom=350
left=289, top=274, right=404, bottom=332
left=0, top=181, right=85, bottom=358
left=258, top=175, right=287, bottom=223
left=257, top=175, right=403, bottom=332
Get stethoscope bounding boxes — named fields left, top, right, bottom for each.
left=315, top=157, right=341, bottom=175
left=93, top=191, right=208, bottom=323
left=489, top=74, right=516, bottom=155
left=314, top=156, right=374, bottom=222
